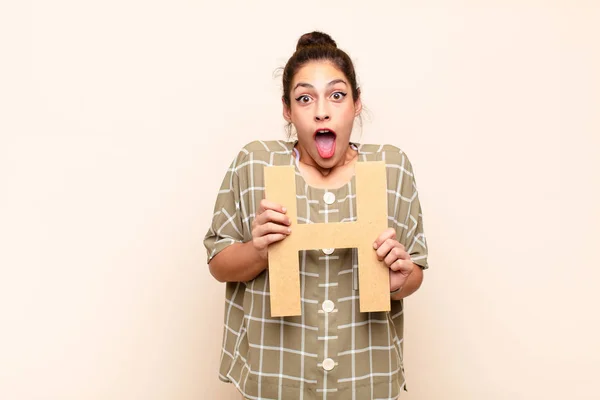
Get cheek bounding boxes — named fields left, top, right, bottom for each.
left=339, top=105, right=357, bottom=124
left=290, top=107, right=312, bottom=127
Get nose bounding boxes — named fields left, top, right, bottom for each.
left=315, top=101, right=330, bottom=122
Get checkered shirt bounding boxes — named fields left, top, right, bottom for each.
left=204, top=140, right=429, bottom=399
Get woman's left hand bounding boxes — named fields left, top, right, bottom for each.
left=373, top=228, right=415, bottom=292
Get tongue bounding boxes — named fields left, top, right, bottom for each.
left=315, top=133, right=336, bottom=159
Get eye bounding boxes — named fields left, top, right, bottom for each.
left=295, top=95, right=312, bottom=104
left=331, top=91, right=347, bottom=101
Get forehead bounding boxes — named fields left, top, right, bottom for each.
left=292, top=61, right=347, bottom=87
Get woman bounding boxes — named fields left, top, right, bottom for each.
left=204, top=31, right=429, bottom=399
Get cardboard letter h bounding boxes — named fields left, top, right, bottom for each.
left=264, top=162, right=390, bottom=317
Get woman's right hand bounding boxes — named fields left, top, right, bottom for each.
left=251, top=199, right=292, bottom=261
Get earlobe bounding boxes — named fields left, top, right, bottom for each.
left=354, top=97, right=363, bottom=116
left=282, top=98, right=292, bottom=123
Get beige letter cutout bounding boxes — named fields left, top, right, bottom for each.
left=264, top=161, right=390, bottom=317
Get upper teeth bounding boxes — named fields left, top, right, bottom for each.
left=318, top=130, right=330, bottom=133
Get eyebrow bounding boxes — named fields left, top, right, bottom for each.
left=293, top=79, right=348, bottom=91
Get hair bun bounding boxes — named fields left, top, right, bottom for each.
left=296, top=31, right=337, bottom=51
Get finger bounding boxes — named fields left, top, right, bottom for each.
left=256, top=233, right=288, bottom=250
left=373, top=228, right=396, bottom=250
left=384, top=247, right=409, bottom=266
left=258, top=199, right=287, bottom=215
left=254, top=222, right=292, bottom=238
left=256, top=209, right=291, bottom=227
left=375, top=238, right=403, bottom=261
left=390, top=259, right=415, bottom=276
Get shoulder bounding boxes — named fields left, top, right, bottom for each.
left=232, top=140, right=294, bottom=162
left=241, top=140, right=294, bottom=155
left=358, top=143, right=415, bottom=172
left=227, top=140, right=294, bottom=176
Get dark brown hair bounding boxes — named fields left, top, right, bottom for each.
left=282, top=31, right=361, bottom=108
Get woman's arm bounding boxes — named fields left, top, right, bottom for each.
left=209, top=199, right=291, bottom=283
left=208, top=241, right=268, bottom=283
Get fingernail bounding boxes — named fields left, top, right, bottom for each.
left=287, top=228, right=292, bottom=234
left=282, top=207, right=287, bottom=213
left=373, top=242, right=378, bottom=249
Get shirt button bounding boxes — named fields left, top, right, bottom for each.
left=322, top=248, right=334, bottom=255
left=322, top=358, right=335, bottom=371
left=323, top=192, right=335, bottom=205
left=322, top=300, right=335, bottom=313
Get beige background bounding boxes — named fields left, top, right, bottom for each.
left=1, top=1, right=599, bottom=399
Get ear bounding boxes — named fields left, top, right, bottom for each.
left=282, top=97, right=292, bottom=123
left=354, top=96, right=363, bottom=117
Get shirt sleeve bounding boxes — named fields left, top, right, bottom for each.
left=393, top=154, right=429, bottom=270
left=203, top=150, right=247, bottom=264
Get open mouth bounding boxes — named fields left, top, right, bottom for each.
left=314, top=129, right=337, bottom=159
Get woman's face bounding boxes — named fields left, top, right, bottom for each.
left=283, top=61, right=362, bottom=170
